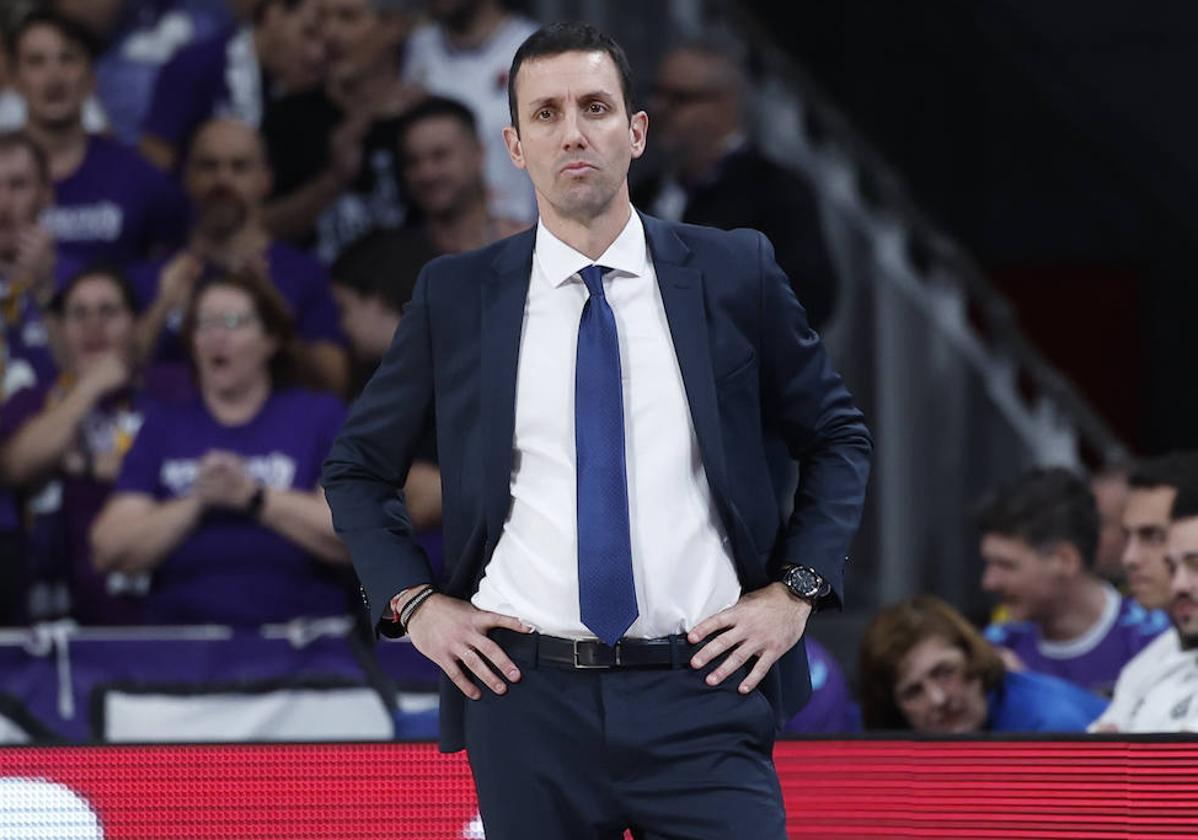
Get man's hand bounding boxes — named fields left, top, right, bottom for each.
left=76, top=352, right=131, bottom=402
left=403, top=594, right=531, bottom=701
left=687, top=582, right=812, bottom=694
left=158, top=251, right=204, bottom=310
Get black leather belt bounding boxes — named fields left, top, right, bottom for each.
left=491, top=628, right=698, bottom=670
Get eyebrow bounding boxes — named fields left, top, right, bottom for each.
left=527, top=90, right=618, bottom=111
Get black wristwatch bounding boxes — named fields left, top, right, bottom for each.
left=244, top=484, right=266, bottom=519
left=780, top=564, right=831, bottom=607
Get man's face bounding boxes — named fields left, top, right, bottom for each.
left=649, top=48, right=737, bottom=163
left=980, top=533, right=1062, bottom=623
left=1165, top=516, right=1198, bottom=648
left=257, top=0, right=325, bottom=92
left=893, top=635, right=989, bottom=734
left=185, top=120, right=271, bottom=239
left=1121, top=486, right=1176, bottom=611
left=321, top=0, right=405, bottom=82
left=0, top=147, right=48, bottom=259
left=331, top=284, right=398, bottom=362
left=502, top=50, right=646, bottom=225
left=13, top=24, right=93, bottom=131
left=59, top=274, right=134, bottom=372
left=401, top=115, right=484, bottom=219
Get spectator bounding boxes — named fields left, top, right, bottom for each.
left=140, top=0, right=325, bottom=172
left=1090, top=461, right=1129, bottom=585
left=402, top=0, right=537, bottom=223
left=396, top=95, right=525, bottom=256
left=0, top=131, right=57, bottom=393
left=11, top=11, right=188, bottom=267
left=979, top=466, right=1166, bottom=696
left=782, top=638, right=861, bottom=734
left=0, top=268, right=183, bottom=624
left=1121, top=452, right=1198, bottom=612
left=262, top=0, right=421, bottom=262
left=860, top=595, right=1106, bottom=734
left=329, top=231, right=440, bottom=532
left=131, top=117, right=348, bottom=393
left=90, top=270, right=352, bottom=626
left=51, top=0, right=228, bottom=144
left=1091, top=475, right=1198, bottom=732
left=633, top=38, right=838, bottom=330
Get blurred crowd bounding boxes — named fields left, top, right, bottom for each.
left=0, top=0, right=1190, bottom=740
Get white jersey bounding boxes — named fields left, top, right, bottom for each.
left=1089, top=628, right=1198, bottom=732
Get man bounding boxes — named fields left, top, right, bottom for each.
left=130, top=118, right=347, bottom=392
left=403, top=0, right=538, bottom=223
left=324, top=22, right=872, bottom=838
left=633, top=38, right=838, bottom=330
left=1121, top=452, right=1198, bottom=612
left=980, top=466, right=1166, bottom=696
left=396, top=95, right=525, bottom=255
left=262, top=0, right=421, bottom=262
left=1091, top=475, right=1198, bottom=732
left=140, top=0, right=324, bottom=171
left=11, top=11, right=187, bottom=267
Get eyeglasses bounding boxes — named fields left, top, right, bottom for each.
left=195, top=311, right=258, bottom=333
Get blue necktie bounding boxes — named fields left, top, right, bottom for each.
left=575, top=264, right=638, bottom=645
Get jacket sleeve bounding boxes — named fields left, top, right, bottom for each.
left=322, top=266, right=437, bottom=635
left=755, top=230, right=872, bottom=609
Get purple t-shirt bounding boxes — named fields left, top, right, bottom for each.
left=985, top=588, right=1169, bottom=696
left=128, top=241, right=345, bottom=365
left=140, top=25, right=243, bottom=154
left=0, top=380, right=183, bottom=625
left=783, top=638, right=862, bottom=734
left=114, top=387, right=352, bottom=625
left=45, top=136, right=189, bottom=267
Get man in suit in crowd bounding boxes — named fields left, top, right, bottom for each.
left=323, top=22, right=871, bottom=839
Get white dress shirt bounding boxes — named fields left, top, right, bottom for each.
left=471, top=208, right=741, bottom=638
left=1089, top=628, right=1198, bottom=733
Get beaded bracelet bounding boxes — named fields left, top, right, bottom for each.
left=399, top=585, right=437, bottom=634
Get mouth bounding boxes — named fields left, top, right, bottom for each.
left=560, top=161, right=596, bottom=176
left=1173, top=597, right=1196, bottom=623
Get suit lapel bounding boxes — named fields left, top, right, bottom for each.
left=642, top=214, right=732, bottom=509
left=481, top=229, right=535, bottom=543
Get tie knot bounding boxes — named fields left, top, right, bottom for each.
left=579, top=265, right=607, bottom=299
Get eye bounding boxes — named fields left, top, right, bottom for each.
left=587, top=101, right=608, bottom=114
left=535, top=108, right=554, bottom=121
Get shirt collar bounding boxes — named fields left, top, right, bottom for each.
left=533, top=206, right=648, bottom=288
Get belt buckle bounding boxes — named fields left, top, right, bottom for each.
left=573, top=638, right=620, bottom=669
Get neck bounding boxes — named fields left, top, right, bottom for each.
left=1040, top=576, right=1110, bottom=642
left=445, top=4, right=505, bottom=50
left=25, top=120, right=88, bottom=181
left=539, top=190, right=632, bottom=261
left=426, top=194, right=491, bottom=254
left=192, top=222, right=269, bottom=268
left=202, top=374, right=271, bottom=426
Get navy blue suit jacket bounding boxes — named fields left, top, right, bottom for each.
left=322, top=212, right=872, bottom=752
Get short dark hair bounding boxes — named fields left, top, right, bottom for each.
left=49, top=264, right=138, bottom=317
left=9, top=10, right=98, bottom=63
left=251, top=0, right=309, bottom=26
left=0, top=131, right=49, bottom=186
left=1171, top=473, right=1198, bottom=522
left=858, top=595, right=1006, bottom=731
left=330, top=229, right=426, bottom=313
left=976, top=466, right=1099, bottom=568
left=507, top=22, right=635, bottom=132
left=1129, top=451, right=1198, bottom=493
left=397, top=95, right=478, bottom=152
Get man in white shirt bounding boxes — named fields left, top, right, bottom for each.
left=324, top=22, right=871, bottom=839
left=1091, top=475, right=1198, bottom=732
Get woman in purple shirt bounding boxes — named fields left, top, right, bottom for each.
left=91, top=270, right=352, bottom=625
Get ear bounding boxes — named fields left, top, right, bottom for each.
left=502, top=125, right=525, bottom=171
left=1048, top=541, right=1085, bottom=577
left=629, top=110, right=649, bottom=160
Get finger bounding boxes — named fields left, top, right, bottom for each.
left=485, top=611, right=533, bottom=634
left=687, top=609, right=735, bottom=645
left=458, top=647, right=506, bottom=695
left=689, top=625, right=742, bottom=669
left=705, top=641, right=751, bottom=686
left=738, top=652, right=775, bottom=694
left=441, top=660, right=481, bottom=701
left=471, top=636, right=522, bottom=683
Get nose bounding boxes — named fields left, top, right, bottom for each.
left=561, top=106, right=587, bottom=149
left=981, top=567, right=1000, bottom=592
left=925, top=682, right=947, bottom=708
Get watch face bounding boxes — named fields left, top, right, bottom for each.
left=786, top=566, right=821, bottom=599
